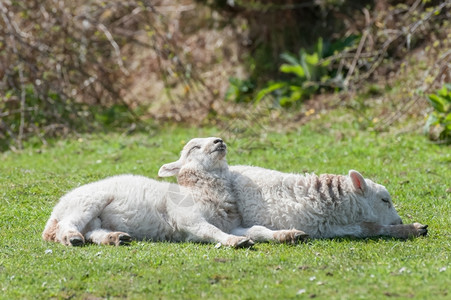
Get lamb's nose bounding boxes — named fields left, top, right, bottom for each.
left=213, top=139, right=223, bottom=144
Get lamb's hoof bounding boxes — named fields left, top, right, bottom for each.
left=235, top=238, right=254, bottom=248
left=226, top=236, right=254, bottom=248
left=294, top=232, right=309, bottom=243
left=118, top=233, right=132, bottom=245
left=106, top=232, right=132, bottom=246
left=414, top=223, right=428, bottom=236
left=63, top=231, right=85, bottom=246
left=274, top=230, right=309, bottom=244
left=69, top=236, right=85, bottom=247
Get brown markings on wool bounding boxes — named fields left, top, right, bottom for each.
left=337, top=175, right=347, bottom=200
left=177, top=169, right=200, bottom=187
left=310, top=174, right=347, bottom=205
left=178, top=169, right=241, bottom=223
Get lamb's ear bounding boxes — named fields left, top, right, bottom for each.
left=158, top=160, right=183, bottom=177
left=349, top=170, right=368, bottom=195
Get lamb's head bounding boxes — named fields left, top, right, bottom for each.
left=348, top=170, right=403, bottom=225
left=158, top=137, right=228, bottom=178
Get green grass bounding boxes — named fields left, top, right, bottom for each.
left=0, top=113, right=450, bottom=299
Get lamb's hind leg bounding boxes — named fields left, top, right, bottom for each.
left=232, top=226, right=309, bottom=244
left=56, top=192, right=115, bottom=246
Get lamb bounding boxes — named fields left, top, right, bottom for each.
left=42, top=137, right=306, bottom=247
left=229, top=165, right=428, bottom=239
left=157, top=137, right=307, bottom=244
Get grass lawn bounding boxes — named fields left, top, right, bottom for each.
left=0, top=111, right=450, bottom=299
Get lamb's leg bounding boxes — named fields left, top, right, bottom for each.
left=85, top=229, right=132, bottom=246
left=183, top=221, right=254, bottom=248
left=56, top=219, right=85, bottom=246
left=56, top=192, right=114, bottom=246
left=232, top=226, right=309, bottom=244
left=360, top=222, right=428, bottom=239
left=84, top=218, right=132, bottom=246
left=331, top=222, right=428, bottom=239
left=43, top=215, right=85, bottom=246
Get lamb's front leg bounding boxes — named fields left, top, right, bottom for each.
left=232, top=226, right=309, bottom=244
left=183, top=221, right=254, bottom=248
left=360, top=222, right=428, bottom=239
left=85, top=229, right=132, bottom=246
left=331, top=222, right=428, bottom=238
left=81, top=217, right=131, bottom=246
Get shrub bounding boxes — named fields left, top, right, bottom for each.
left=424, top=84, right=451, bottom=144
left=254, top=37, right=356, bottom=107
left=0, top=0, right=154, bottom=150
left=225, top=77, right=255, bottom=103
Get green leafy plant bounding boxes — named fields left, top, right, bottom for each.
left=255, top=37, right=356, bottom=107
left=424, top=84, right=451, bottom=144
left=225, top=77, right=255, bottom=103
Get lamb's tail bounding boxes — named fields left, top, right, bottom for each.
left=42, top=218, right=58, bottom=242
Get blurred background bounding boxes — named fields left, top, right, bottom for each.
left=0, top=0, right=450, bottom=151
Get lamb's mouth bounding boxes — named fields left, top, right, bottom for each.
left=211, top=144, right=227, bottom=153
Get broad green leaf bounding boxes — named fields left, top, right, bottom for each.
left=437, top=86, right=449, bottom=98
left=255, top=82, right=286, bottom=103
left=289, top=85, right=303, bottom=92
left=428, top=94, right=446, bottom=112
left=305, top=53, right=319, bottom=65
left=280, top=53, right=299, bottom=65
left=279, top=96, right=290, bottom=106
left=289, top=90, right=303, bottom=102
left=442, top=91, right=451, bottom=104
left=280, top=64, right=305, bottom=78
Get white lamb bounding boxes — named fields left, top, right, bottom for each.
left=230, top=165, right=428, bottom=239
left=42, top=137, right=305, bottom=247
left=157, top=137, right=307, bottom=244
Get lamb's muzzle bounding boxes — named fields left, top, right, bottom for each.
left=211, top=140, right=226, bottom=153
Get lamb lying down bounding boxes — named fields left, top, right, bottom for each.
left=157, top=137, right=306, bottom=244
left=230, top=166, right=428, bottom=239
left=42, top=137, right=305, bottom=247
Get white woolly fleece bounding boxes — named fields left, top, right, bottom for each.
left=230, top=165, right=425, bottom=239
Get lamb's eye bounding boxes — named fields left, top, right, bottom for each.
left=188, top=146, right=201, bottom=154
left=381, top=198, right=390, bottom=203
